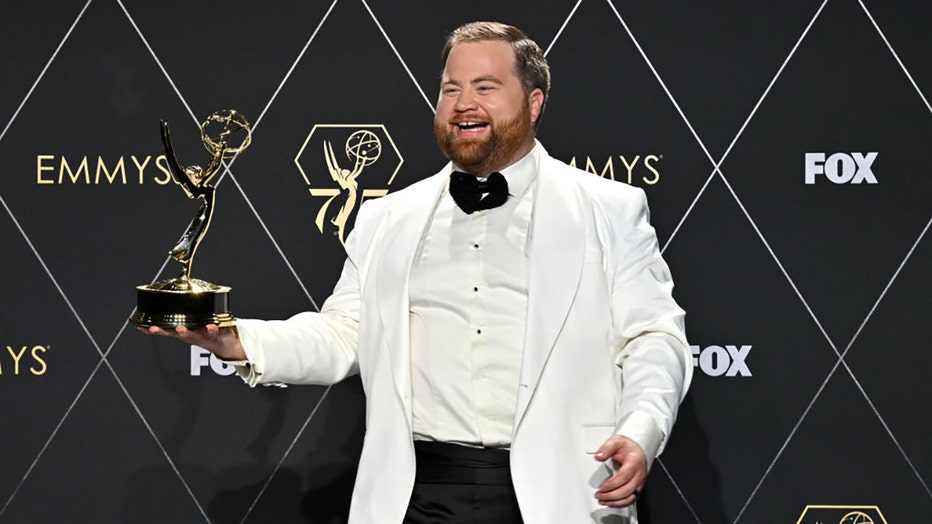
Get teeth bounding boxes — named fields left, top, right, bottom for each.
left=458, top=122, right=483, bottom=129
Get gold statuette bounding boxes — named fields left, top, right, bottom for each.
left=131, top=110, right=252, bottom=328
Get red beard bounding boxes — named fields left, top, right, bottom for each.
left=434, top=99, right=534, bottom=175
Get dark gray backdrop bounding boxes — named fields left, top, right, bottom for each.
left=1, top=1, right=929, bottom=523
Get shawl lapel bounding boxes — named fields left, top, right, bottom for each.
left=374, top=168, right=450, bottom=430
left=513, top=154, right=587, bottom=434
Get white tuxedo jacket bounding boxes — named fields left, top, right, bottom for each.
left=237, top=145, right=692, bottom=523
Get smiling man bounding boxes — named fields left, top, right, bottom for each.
left=144, top=21, right=691, bottom=524
left=434, top=36, right=542, bottom=177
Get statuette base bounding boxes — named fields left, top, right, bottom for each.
left=131, top=277, right=235, bottom=328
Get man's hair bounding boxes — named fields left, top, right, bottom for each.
left=441, top=21, right=551, bottom=115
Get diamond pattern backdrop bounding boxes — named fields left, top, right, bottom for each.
left=0, top=1, right=929, bottom=523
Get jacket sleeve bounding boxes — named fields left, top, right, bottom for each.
left=233, top=214, right=368, bottom=387
left=604, top=187, right=692, bottom=470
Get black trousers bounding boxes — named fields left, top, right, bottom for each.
left=403, top=441, right=524, bottom=524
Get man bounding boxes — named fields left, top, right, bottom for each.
left=145, top=21, right=691, bottom=524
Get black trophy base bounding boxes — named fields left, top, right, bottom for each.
left=131, top=277, right=235, bottom=328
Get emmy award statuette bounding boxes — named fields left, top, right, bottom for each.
left=130, top=110, right=252, bottom=328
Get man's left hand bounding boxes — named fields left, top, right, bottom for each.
left=593, top=435, right=647, bottom=508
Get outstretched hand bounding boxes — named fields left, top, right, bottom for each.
left=138, top=323, right=246, bottom=361
left=593, top=435, right=648, bottom=508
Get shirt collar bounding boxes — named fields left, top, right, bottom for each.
left=497, top=141, right=540, bottom=199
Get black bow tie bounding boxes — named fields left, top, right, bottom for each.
left=449, top=171, right=509, bottom=214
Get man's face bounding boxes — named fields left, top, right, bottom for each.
left=434, top=40, right=543, bottom=176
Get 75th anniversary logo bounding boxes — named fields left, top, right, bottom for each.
left=796, top=505, right=887, bottom=524
left=295, top=125, right=403, bottom=245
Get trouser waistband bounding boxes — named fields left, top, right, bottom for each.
left=414, top=441, right=512, bottom=486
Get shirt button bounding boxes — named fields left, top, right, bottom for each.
left=473, top=287, right=478, bottom=292
left=473, top=244, right=479, bottom=249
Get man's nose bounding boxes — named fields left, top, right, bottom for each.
left=454, top=90, right=477, bottom=111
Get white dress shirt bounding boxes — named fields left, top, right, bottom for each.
left=408, top=145, right=540, bottom=448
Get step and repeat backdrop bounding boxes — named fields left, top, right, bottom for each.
left=1, top=1, right=930, bottom=523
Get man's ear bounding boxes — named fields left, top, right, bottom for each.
left=529, top=88, right=544, bottom=124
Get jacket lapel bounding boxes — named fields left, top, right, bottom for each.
left=374, top=168, right=450, bottom=429
left=513, top=154, right=587, bottom=433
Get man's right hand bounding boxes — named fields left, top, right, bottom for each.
left=138, top=324, right=246, bottom=362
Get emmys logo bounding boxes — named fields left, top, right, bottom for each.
left=690, top=345, right=751, bottom=377
left=796, top=505, right=887, bottom=524
left=36, top=155, right=173, bottom=185
left=567, top=155, right=661, bottom=186
left=190, top=346, right=236, bottom=376
left=0, top=345, right=49, bottom=376
left=804, top=152, right=878, bottom=184
left=295, top=125, right=403, bottom=245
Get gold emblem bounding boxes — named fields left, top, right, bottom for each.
left=838, top=511, right=875, bottom=524
left=796, top=505, right=887, bottom=524
left=295, top=125, right=402, bottom=245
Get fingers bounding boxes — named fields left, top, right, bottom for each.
left=594, top=435, right=624, bottom=462
left=594, top=435, right=645, bottom=467
left=595, top=455, right=643, bottom=507
left=137, top=323, right=244, bottom=361
left=137, top=325, right=173, bottom=337
left=594, top=435, right=647, bottom=508
left=595, top=468, right=642, bottom=507
left=136, top=324, right=218, bottom=345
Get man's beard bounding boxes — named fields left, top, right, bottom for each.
left=434, top=100, right=534, bottom=175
